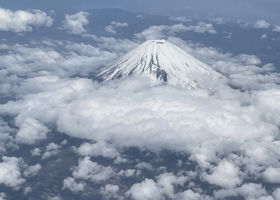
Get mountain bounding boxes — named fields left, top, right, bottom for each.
left=98, top=40, right=224, bottom=89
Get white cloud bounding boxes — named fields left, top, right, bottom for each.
left=100, top=184, right=120, bottom=199
left=16, top=118, right=49, bottom=144
left=127, top=173, right=188, bottom=200
left=63, top=177, right=86, bottom=193
left=188, top=22, right=217, bottom=34
left=214, top=183, right=270, bottom=199
left=111, top=21, right=129, bottom=28
left=176, top=189, right=205, bottom=200
left=0, top=193, right=6, bottom=200
left=62, top=11, right=89, bottom=34
left=1, top=54, right=280, bottom=191
left=256, top=89, right=280, bottom=125
left=203, top=160, right=242, bottom=188
left=1, top=36, right=280, bottom=198
left=81, top=34, right=139, bottom=55
left=0, top=42, right=117, bottom=79
left=0, top=8, right=53, bottom=32
left=169, top=16, right=192, bottom=22
left=157, top=173, right=188, bottom=198
left=24, top=186, right=32, bottom=194
left=72, top=157, right=115, bottom=183
left=127, top=179, right=162, bottom=200
left=262, top=167, right=280, bottom=183
left=255, top=20, right=270, bottom=29
left=105, top=21, right=128, bottom=34
left=136, top=162, right=153, bottom=171
left=42, top=143, right=61, bottom=160
left=74, top=141, right=120, bottom=159
left=261, top=34, right=267, bottom=39
left=273, top=188, right=280, bottom=200
left=23, top=163, right=41, bottom=177
left=0, top=118, right=15, bottom=153
left=60, top=139, right=67, bottom=145
left=211, top=18, right=226, bottom=24
left=0, top=156, right=25, bottom=189
left=53, top=76, right=279, bottom=155
left=30, top=148, right=41, bottom=156
left=118, top=169, right=139, bottom=177
left=48, top=196, right=62, bottom=200
left=273, top=25, right=280, bottom=32
left=135, top=22, right=216, bottom=40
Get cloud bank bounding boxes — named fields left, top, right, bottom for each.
left=0, top=8, right=53, bottom=32
left=0, top=19, right=280, bottom=199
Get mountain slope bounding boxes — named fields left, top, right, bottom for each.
left=98, top=40, right=224, bottom=89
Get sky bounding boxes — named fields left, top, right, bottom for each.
left=1, top=0, right=280, bottom=23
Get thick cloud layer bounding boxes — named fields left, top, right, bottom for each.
left=1, top=37, right=280, bottom=198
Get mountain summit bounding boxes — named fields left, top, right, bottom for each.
left=98, top=40, right=224, bottom=89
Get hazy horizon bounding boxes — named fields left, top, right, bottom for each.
left=1, top=0, right=280, bottom=24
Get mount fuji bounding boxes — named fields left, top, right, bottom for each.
left=98, top=40, right=224, bottom=89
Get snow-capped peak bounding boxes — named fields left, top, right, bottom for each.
left=98, top=40, right=224, bottom=89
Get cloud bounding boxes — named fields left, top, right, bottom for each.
left=135, top=22, right=216, bottom=40
left=24, top=186, right=32, bottom=194
left=62, top=11, right=89, bottom=34
left=0, top=156, right=25, bottom=189
left=47, top=196, right=62, bottom=200
left=273, top=188, right=280, bottom=200
left=261, top=34, right=267, bottom=39
left=255, top=20, right=270, bottom=29
left=1, top=34, right=280, bottom=198
left=72, top=157, right=115, bottom=183
left=202, top=160, right=242, bottom=188
left=211, top=18, right=226, bottom=24
left=42, top=143, right=61, bottom=160
left=214, top=183, right=272, bottom=199
left=187, top=22, right=217, bottom=34
left=127, top=179, right=162, bottom=200
left=74, top=141, right=120, bottom=159
left=156, top=173, right=188, bottom=198
left=262, top=167, right=280, bottom=183
left=51, top=76, right=278, bottom=158
left=118, top=169, right=139, bottom=177
left=273, top=25, right=280, bottom=32
left=105, top=21, right=128, bottom=34
left=136, top=162, right=153, bottom=171
left=23, top=163, right=41, bottom=177
left=0, top=193, right=6, bottom=200
left=127, top=173, right=189, bottom=200
left=16, top=118, right=49, bottom=144
left=0, top=118, right=15, bottom=153
left=0, top=41, right=117, bottom=81
left=63, top=177, right=86, bottom=193
left=1, top=40, right=280, bottom=191
left=82, top=34, right=139, bottom=55
left=176, top=190, right=208, bottom=200
left=30, top=148, right=41, bottom=156
left=0, top=7, right=53, bottom=32
left=169, top=16, right=192, bottom=22
left=100, top=184, right=120, bottom=199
